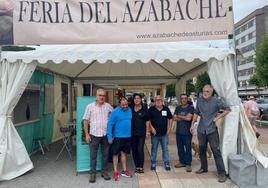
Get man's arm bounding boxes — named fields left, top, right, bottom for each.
left=176, top=113, right=193, bottom=121
left=146, top=121, right=150, bottom=139
left=190, top=113, right=198, bottom=134
left=83, top=119, right=91, bottom=143
left=167, top=118, right=173, bottom=135
left=213, top=109, right=231, bottom=122
left=107, top=111, right=115, bottom=144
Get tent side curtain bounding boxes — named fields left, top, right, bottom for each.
left=0, top=59, right=36, bottom=180
left=208, top=56, right=268, bottom=171
left=208, top=56, right=240, bottom=172
left=1, top=43, right=234, bottom=64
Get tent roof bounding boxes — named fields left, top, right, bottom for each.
left=1, top=42, right=234, bottom=85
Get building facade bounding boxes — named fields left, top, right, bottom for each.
left=233, top=5, right=268, bottom=97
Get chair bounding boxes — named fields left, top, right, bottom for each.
left=32, top=137, right=49, bottom=155
left=55, top=120, right=74, bottom=161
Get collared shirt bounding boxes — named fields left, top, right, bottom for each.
left=174, top=104, right=194, bottom=135
left=244, top=100, right=258, bottom=118
left=131, top=105, right=150, bottom=136
left=82, top=102, right=113, bottom=137
left=195, top=96, right=230, bottom=135
left=148, top=106, right=173, bottom=136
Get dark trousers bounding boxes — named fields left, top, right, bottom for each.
left=176, top=134, right=192, bottom=165
left=89, top=135, right=109, bottom=173
left=197, top=131, right=226, bottom=175
left=131, top=135, right=145, bottom=168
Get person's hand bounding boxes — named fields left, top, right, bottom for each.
left=167, top=129, right=170, bottom=135
left=108, top=139, right=114, bottom=144
left=85, top=134, right=91, bottom=143
left=146, top=132, right=150, bottom=139
left=190, top=126, right=194, bottom=135
left=213, top=117, right=219, bottom=123
left=151, top=127, right=156, bottom=135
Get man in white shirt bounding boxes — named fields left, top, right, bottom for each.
left=83, top=88, right=113, bottom=183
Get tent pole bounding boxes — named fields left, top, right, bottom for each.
left=0, top=46, right=2, bottom=61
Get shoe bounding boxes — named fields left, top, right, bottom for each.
left=256, top=132, right=261, bottom=138
left=101, top=171, right=111, bottom=180
left=151, top=164, right=156, bottom=170
left=174, top=163, right=186, bottom=168
left=165, top=164, right=171, bottom=171
left=186, top=165, right=192, bottom=172
left=121, top=169, right=132, bottom=178
left=89, top=173, right=96, bottom=183
left=218, top=174, right=227, bottom=183
left=195, top=168, right=208, bottom=174
left=140, top=168, right=144, bottom=173
left=113, top=171, right=119, bottom=181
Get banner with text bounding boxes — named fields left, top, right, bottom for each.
left=0, top=0, right=233, bottom=45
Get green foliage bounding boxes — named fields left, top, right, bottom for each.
left=166, top=83, right=175, bottom=97
left=253, top=34, right=268, bottom=87
left=249, top=74, right=262, bottom=87
left=2, top=46, right=36, bottom=51
left=186, top=79, right=195, bottom=96
left=194, top=72, right=211, bottom=93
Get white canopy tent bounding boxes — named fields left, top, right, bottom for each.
left=0, top=41, right=267, bottom=180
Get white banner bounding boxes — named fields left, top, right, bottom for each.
left=0, top=0, right=233, bottom=45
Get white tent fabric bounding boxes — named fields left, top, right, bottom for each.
left=1, top=41, right=267, bottom=179
left=208, top=57, right=268, bottom=169
left=208, top=57, right=240, bottom=171
left=0, top=59, right=36, bottom=180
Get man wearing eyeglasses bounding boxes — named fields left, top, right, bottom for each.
left=83, top=88, right=113, bottom=183
left=191, top=84, right=230, bottom=183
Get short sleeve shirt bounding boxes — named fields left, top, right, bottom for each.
left=131, top=105, right=150, bottom=136
left=194, top=96, right=230, bottom=135
left=148, top=106, right=173, bottom=136
left=174, top=105, right=194, bottom=135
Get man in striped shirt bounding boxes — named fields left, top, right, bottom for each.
left=83, top=88, right=113, bottom=183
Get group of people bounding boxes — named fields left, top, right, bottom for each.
left=82, top=84, right=231, bottom=183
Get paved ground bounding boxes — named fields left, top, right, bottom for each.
left=1, top=125, right=268, bottom=188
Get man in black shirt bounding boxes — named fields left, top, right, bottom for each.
left=149, top=95, right=173, bottom=171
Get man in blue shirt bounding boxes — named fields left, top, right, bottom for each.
left=149, top=95, right=173, bottom=171
left=174, top=94, right=194, bottom=172
left=107, top=96, right=132, bottom=181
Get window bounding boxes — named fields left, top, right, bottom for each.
left=83, top=84, right=91, bottom=96
left=248, top=32, right=253, bottom=40
left=235, top=28, right=240, bottom=35
left=45, top=84, right=54, bottom=114
left=13, top=85, right=40, bottom=125
left=61, top=83, right=68, bottom=113
left=248, top=20, right=254, bottom=28
left=235, top=39, right=239, bottom=46
left=241, top=36, right=246, bottom=43
left=241, top=25, right=247, bottom=32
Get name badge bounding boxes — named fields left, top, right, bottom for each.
left=162, top=111, right=167, bottom=116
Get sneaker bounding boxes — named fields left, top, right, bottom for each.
left=218, top=174, right=227, bottom=183
left=89, top=173, right=96, bottom=183
left=121, top=169, right=132, bottom=178
left=174, top=163, right=186, bottom=168
left=101, top=171, right=111, bottom=180
left=186, top=165, right=192, bottom=172
left=151, top=164, right=156, bottom=171
left=165, top=164, right=171, bottom=171
left=113, top=171, right=119, bottom=181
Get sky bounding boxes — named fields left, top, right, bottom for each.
left=190, top=0, right=268, bottom=47
left=233, top=0, right=268, bottom=23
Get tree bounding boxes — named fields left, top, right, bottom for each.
left=166, top=83, right=175, bottom=97
left=194, top=72, right=211, bottom=94
left=186, top=79, right=195, bottom=96
left=250, top=34, right=268, bottom=87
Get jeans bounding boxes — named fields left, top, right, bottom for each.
left=176, top=134, right=192, bottom=165
left=197, top=130, right=226, bottom=175
left=151, top=135, right=169, bottom=166
left=131, top=135, right=146, bottom=168
left=89, top=135, right=109, bottom=173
